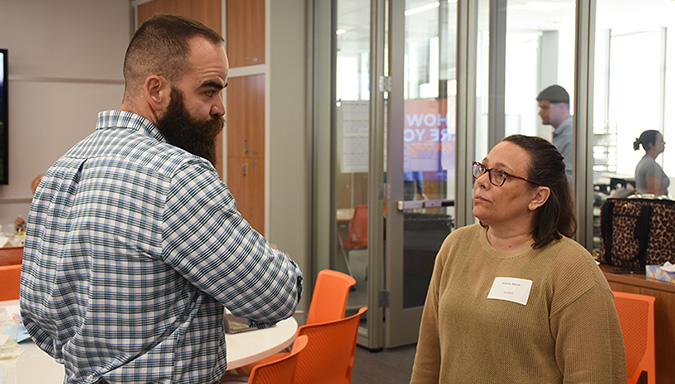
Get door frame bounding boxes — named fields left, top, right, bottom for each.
left=308, top=0, right=598, bottom=351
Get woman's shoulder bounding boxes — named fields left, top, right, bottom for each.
left=541, top=237, right=615, bottom=318
left=544, top=236, right=608, bottom=290
left=546, top=236, right=597, bottom=267
left=636, top=154, right=658, bottom=169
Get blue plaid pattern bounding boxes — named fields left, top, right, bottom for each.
left=20, top=110, right=302, bottom=384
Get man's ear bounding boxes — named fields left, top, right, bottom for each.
left=143, top=75, right=170, bottom=114
left=529, top=186, right=551, bottom=211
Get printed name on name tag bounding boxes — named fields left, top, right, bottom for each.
left=487, top=277, right=533, bottom=305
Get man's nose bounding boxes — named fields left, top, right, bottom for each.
left=211, top=98, right=225, bottom=117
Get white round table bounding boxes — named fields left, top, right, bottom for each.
left=0, top=300, right=297, bottom=383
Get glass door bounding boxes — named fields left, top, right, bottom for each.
left=331, top=0, right=458, bottom=348
left=385, top=0, right=458, bottom=348
left=332, top=0, right=376, bottom=348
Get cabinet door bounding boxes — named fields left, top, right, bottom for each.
left=243, top=158, right=264, bottom=233
left=227, top=75, right=265, bottom=159
left=137, top=0, right=221, bottom=33
left=607, top=282, right=641, bottom=294
left=226, top=0, right=265, bottom=68
left=227, top=157, right=264, bottom=234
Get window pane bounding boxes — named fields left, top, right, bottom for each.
left=593, top=0, right=675, bottom=249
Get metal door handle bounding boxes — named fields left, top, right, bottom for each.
left=396, top=199, right=454, bottom=211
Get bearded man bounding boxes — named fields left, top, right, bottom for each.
left=20, top=15, right=302, bottom=384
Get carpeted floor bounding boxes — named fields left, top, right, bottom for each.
left=342, top=249, right=416, bottom=383
left=352, top=343, right=416, bottom=383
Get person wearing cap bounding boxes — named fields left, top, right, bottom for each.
left=537, top=85, right=573, bottom=186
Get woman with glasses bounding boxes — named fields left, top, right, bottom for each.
left=411, top=135, right=625, bottom=383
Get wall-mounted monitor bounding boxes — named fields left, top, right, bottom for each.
left=0, top=49, right=7, bottom=184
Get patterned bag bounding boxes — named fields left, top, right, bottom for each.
left=599, top=197, right=675, bottom=270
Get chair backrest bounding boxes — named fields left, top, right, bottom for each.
left=0, top=246, right=23, bottom=266
left=613, top=291, right=656, bottom=384
left=247, top=335, right=308, bottom=384
left=294, top=307, right=367, bottom=384
left=305, top=269, right=356, bottom=325
left=0, top=264, right=22, bottom=301
left=344, top=205, right=368, bottom=249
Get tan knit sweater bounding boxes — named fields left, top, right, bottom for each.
left=410, top=224, right=626, bottom=383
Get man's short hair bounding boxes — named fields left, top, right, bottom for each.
left=123, top=14, right=224, bottom=94
left=536, top=85, right=569, bottom=104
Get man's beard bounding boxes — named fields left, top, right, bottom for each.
left=155, top=88, right=224, bottom=165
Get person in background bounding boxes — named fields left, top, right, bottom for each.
left=537, top=85, right=573, bottom=186
left=410, top=135, right=625, bottom=383
left=20, top=15, right=302, bottom=384
left=404, top=171, right=428, bottom=201
left=12, top=174, right=43, bottom=233
left=633, top=129, right=669, bottom=196
left=12, top=216, right=26, bottom=233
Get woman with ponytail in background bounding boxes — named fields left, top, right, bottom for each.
left=634, top=130, right=669, bottom=196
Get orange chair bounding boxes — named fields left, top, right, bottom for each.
left=0, top=264, right=21, bottom=301
left=293, top=307, right=367, bottom=384
left=247, top=335, right=309, bottom=384
left=339, top=205, right=368, bottom=278
left=236, top=269, right=355, bottom=375
left=305, top=269, right=356, bottom=325
left=613, top=291, right=656, bottom=384
left=0, top=246, right=23, bottom=266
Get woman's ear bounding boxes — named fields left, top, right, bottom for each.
left=529, top=186, right=551, bottom=211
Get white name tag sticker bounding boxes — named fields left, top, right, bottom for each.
left=487, top=277, right=533, bottom=306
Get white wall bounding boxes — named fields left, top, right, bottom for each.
left=268, top=0, right=310, bottom=310
left=0, top=0, right=131, bottom=227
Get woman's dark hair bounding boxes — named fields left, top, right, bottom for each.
left=502, top=134, right=576, bottom=248
left=633, top=130, right=660, bottom=151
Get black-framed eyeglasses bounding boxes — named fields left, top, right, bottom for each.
left=472, top=162, right=541, bottom=187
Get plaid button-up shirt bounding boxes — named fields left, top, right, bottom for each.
left=20, top=110, right=302, bottom=384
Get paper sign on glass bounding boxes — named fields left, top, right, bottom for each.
left=487, top=277, right=533, bottom=305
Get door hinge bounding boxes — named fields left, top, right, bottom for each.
left=378, top=76, right=392, bottom=92
left=379, top=183, right=390, bottom=200
left=378, top=291, right=390, bottom=308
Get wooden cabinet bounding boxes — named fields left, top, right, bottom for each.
left=600, top=264, right=675, bottom=383
left=137, top=0, right=222, bottom=35
left=227, top=157, right=264, bottom=233
left=226, top=75, right=265, bottom=233
left=226, top=0, right=265, bottom=67
left=226, top=75, right=265, bottom=159
left=224, top=0, right=266, bottom=234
